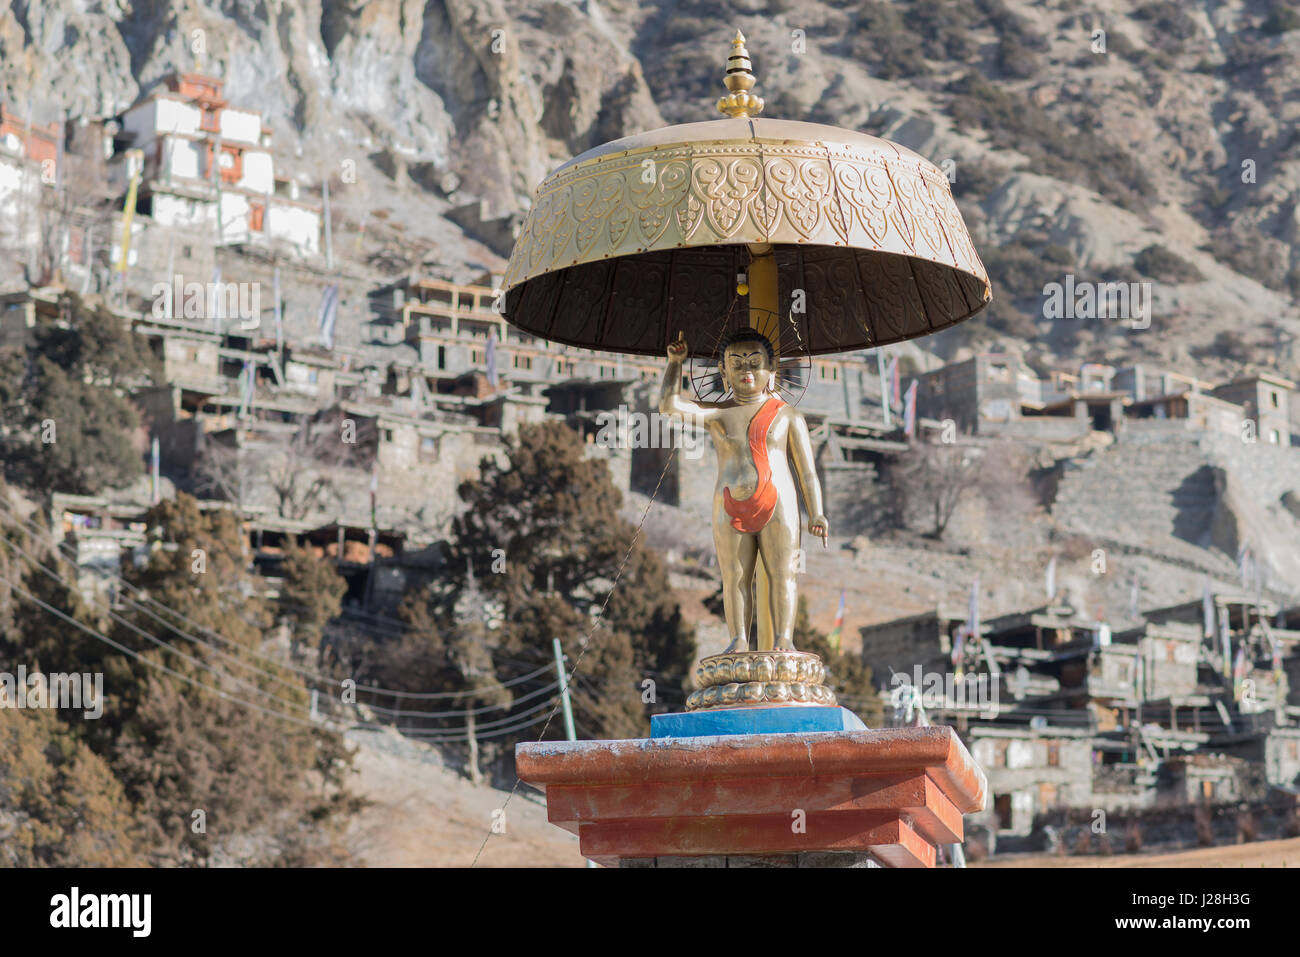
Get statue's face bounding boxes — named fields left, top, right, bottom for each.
left=721, top=340, right=774, bottom=400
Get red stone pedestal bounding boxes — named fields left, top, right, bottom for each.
left=517, top=726, right=987, bottom=868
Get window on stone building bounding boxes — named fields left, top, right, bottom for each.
left=1047, top=741, right=1060, bottom=767
left=994, top=793, right=1012, bottom=830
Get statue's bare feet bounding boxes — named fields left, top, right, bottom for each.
left=774, top=638, right=796, bottom=652
left=723, top=637, right=749, bottom=654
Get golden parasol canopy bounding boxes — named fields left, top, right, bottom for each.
left=500, top=31, right=991, bottom=358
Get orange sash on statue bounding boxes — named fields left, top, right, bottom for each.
left=723, top=396, right=786, bottom=533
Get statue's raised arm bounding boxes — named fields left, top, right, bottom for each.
left=660, top=332, right=721, bottom=426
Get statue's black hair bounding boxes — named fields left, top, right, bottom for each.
left=717, top=327, right=775, bottom=366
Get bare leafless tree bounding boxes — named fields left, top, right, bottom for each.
left=886, top=438, right=1038, bottom=539
left=26, top=135, right=117, bottom=287
left=897, top=442, right=979, bottom=538
left=192, top=439, right=243, bottom=504
left=268, top=409, right=376, bottom=520
left=267, top=447, right=341, bottom=521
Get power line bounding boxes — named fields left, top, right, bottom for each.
left=4, top=485, right=696, bottom=742
left=0, top=521, right=573, bottom=727
left=389, top=706, right=562, bottom=743
left=0, top=499, right=340, bottom=684
left=362, top=676, right=560, bottom=719
left=0, top=509, right=642, bottom=734
left=4, top=527, right=565, bottom=722
left=0, top=526, right=315, bottom=696
left=0, top=567, right=569, bottom=742
left=1, top=497, right=511, bottom=699
left=0, top=570, right=325, bottom=730
left=0, top=499, right=558, bottom=706
left=0, top=534, right=315, bottom=714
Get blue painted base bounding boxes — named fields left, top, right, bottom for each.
left=650, top=705, right=868, bottom=739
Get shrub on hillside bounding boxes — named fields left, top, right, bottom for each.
left=0, top=492, right=360, bottom=865
left=0, top=293, right=161, bottom=497
left=947, top=73, right=1155, bottom=213
left=1133, top=244, right=1205, bottom=283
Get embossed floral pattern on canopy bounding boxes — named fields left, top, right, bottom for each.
left=501, top=118, right=992, bottom=358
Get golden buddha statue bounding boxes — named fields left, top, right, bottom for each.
left=661, top=328, right=828, bottom=656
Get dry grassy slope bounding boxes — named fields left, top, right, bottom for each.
left=344, top=727, right=585, bottom=867
left=977, top=835, right=1300, bottom=867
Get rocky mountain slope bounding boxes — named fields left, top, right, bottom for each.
left=4, top=0, right=1299, bottom=379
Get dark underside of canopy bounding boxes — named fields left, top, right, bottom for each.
left=502, top=244, right=990, bottom=358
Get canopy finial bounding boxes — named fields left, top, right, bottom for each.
left=717, top=29, right=764, bottom=119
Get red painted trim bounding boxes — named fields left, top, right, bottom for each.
left=517, top=726, right=987, bottom=813
left=578, top=811, right=934, bottom=866
left=517, top=727, right=986, bottom=867
left=722, top=395, right=785, bottom=532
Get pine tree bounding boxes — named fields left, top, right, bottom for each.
left=94, top=495, right=357, bottom=864
left=0, top=706, right=145, bottom=866
left=392, top=421, right=696, bottom=761
left=278, top=536, right=347, bottom=655
left=0, top=292, right=162, bottom=497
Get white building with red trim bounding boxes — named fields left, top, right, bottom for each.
left=0, top=103, right=60, bottom=255
left=115, top=73, right=321, bottom=256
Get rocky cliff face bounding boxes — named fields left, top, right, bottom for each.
left=3, top=0, right=1299, bottom=380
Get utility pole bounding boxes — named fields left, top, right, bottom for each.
left=552, top=636, right=595, bottom=867
left=273, top=265, right=283, bottom=365
left=80, top=227, right=94, bottom=295
left=877, top=350, right=892, bottom=428
left=322, top=177, right=334, bottom=269
left=212, top=132, right=224, bottom=246
left=552, top=637, right=577, bottom=742
left=466, top=708, right=482, bottom=786
left=150, top=436, right=160, bottom=504
left=164, top=231, right=176, bottom=319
